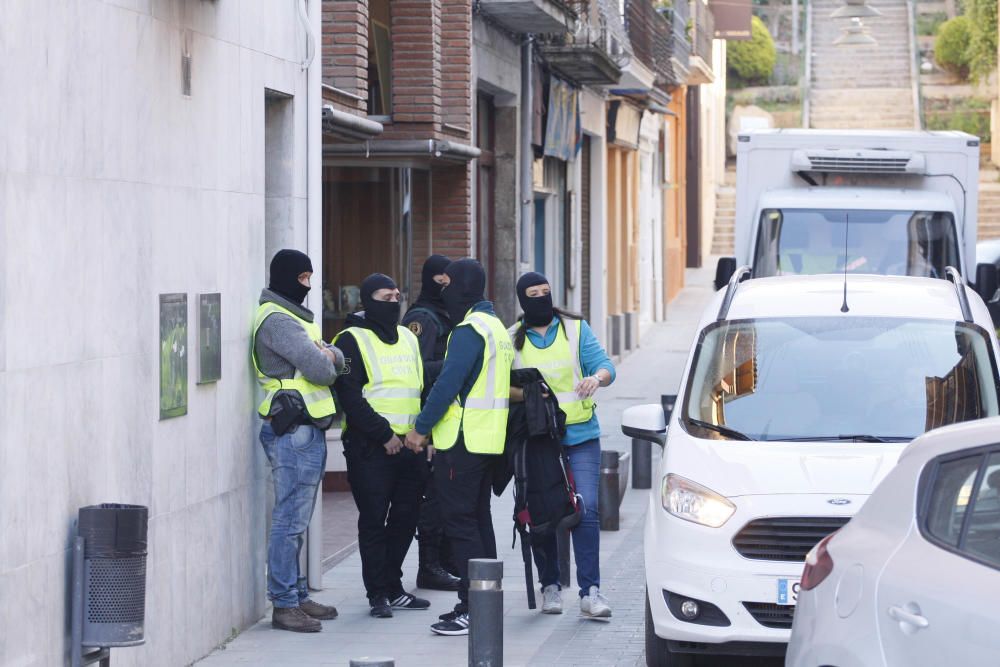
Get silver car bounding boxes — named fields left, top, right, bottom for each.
left=787, top=417, right=1000, bottom=666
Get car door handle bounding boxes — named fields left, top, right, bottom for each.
left=888, top=605, right=929, bottom=630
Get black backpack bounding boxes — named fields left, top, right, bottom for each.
left=506, top=370, right=582, bottom=608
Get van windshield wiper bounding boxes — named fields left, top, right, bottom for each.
left=686, top=418, right=755, bottom=441
left=773, top=434, right=911, bottom=443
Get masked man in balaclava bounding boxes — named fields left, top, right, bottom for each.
left=405, top=259, right=515, bottom=636
left=252, top=249, right=345, bottom=633
left=401, top=255, right=461, bottom=592
left=334, top=274, right=432, bottom=619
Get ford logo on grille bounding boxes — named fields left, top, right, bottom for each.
left=827, top=498, right=851, bottom=506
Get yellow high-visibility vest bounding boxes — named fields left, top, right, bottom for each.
left=334, top=326, right=423, bottom=435
left=432, top=310, right=514, bottom=454
left=510, top=318, right=594, bottom=425
left=251, top=302, right=337, bottom=420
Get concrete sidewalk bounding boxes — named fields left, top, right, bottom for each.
left=197, top=265, right=717, bottom=667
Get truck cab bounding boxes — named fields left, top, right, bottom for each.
left=715, top=129, right=1000, bottom=308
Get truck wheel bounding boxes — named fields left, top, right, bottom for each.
left=645, top=588, right=694, bottom=667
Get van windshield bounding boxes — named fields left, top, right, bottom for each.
left=682, top=317, right=1000, bottom=442
left=752, top=209, right=960, bottom=279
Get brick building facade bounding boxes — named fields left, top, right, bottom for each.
left=320, top=0, right=478, bottom=339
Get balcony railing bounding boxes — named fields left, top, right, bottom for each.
left=687, top=0, right=715, bottom=84
left=624, top=0, right=690, bottom=90
left=537, top=0, right=629, bottom=85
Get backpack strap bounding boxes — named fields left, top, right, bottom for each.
left=518, top=524, right=536, bottom=610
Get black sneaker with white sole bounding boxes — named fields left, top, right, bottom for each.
left=438, top=604, right=468, bottom=621
left=430, top=612, right=469, bottom=635
left=390, top=591, right=430, bottom=610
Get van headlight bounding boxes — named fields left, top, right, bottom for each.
left=662, top=474, right=736, bottom=528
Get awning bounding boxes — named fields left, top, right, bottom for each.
left=322, top=105, right=384, bottom=142
left=323, top=139, right=481, bottom=166
left=607, top=100, right=642, bottom=150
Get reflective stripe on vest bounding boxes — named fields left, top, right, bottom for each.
left=432, top=311, right=514, bottom=454
left=251, top=302, right=337, bottom=420
left=334, top=326, right=423, bottom=435
left=510, top=319, right=595, bottom=425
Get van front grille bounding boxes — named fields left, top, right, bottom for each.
left=732, top=517, right=849, bottom=561
left=743, top=602, right=795, bottom=629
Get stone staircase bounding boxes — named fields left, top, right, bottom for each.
left=711, top=167, right=737, bottom=255
left=808, top=0, right=917, bottom=129
left=979, top=166, right=1000, bottom=240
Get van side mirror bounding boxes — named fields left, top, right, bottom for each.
left=975, top=263, right=999, bottom=303
left=715, top=257, right=737, bottom=291
left=661, top=394, right=677, bottom=424
left=622, top=404, right=667, bottom=447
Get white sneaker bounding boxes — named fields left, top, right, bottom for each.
left=541, top=584, right=563, bottom=614
left=580, top=586, right=612, bottom=619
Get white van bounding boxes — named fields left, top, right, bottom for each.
left=623, top=271, right=1000, bottom=666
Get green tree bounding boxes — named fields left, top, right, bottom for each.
left=965, top=0, right=998, bottom=83
left=727, top=16, right=777, bottom=86
left=934, top=16, right=972, bottom=79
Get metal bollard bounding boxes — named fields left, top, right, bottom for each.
left=556, top=526, right=571, bottom=588
left=598, top=450, right=621, bottom=531
left=468, top=559, right=503, bottom=667
left=632, top=438, right=652, bottom=489
left=350, top=659, right=394, bottom=667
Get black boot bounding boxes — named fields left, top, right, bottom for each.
left=417, top=563, right=460, bottom=591
left=417, top=534, right=460, bottom=591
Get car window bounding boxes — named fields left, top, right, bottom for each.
left=753, top=208, right=960, bottom=279
left=682, top=318, right=1000, bottom=441
left=964, top=452, right=1000, bottom=567
left=925, top=454, right=983, bottom=548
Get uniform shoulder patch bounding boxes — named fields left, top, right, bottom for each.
left=408, top=321, right=423, bottom=336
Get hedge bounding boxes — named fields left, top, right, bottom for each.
left=934, top=16, right=972, bottom=79
left=727, top=16, right=777, bottom=86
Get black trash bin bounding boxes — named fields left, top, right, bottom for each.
left=78, top=504, right=148, bottom=647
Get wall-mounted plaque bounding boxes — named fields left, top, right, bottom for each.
left=198, top=293, right=222, bottom=384
left=159, top=293, right=188, bottom=419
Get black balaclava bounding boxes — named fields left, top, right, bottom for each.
left=360, top=273, right=400, bottom=342
left=517, top=271, right=554, bottom=327
left=441, top=259, right=486, bottom=325
left=419, top=254, right=452, bottom=305
left=269, top=249, right=313, bottom=305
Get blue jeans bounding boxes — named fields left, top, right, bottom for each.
left=260, top=421, right=327, bottom=608
left=532, top=438, right=601, bottom=597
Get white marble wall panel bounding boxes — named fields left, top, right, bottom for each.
left=0, top=173, right=6, bottom=374
left=1, top=0, right=315, bottom=663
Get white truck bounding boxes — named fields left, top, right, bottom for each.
left=716, top=129, right=999, bottom=307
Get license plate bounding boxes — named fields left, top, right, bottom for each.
left=776, top=578, right=801, bottom=605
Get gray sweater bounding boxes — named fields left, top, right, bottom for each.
left=254, top=289, right=344, bottom=424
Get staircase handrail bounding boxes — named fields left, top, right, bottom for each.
left=802, top=0, right=813, bottom=128
left=905, top=0, right=923, bottom=129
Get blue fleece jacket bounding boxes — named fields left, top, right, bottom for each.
left=524, top=317, right=616, bottom=445
left=414, top=301, right=494, bottom=436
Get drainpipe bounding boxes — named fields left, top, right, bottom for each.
left=301, top=0, right=324, bottom=592
left=520, top=37, right=534, bottom=267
